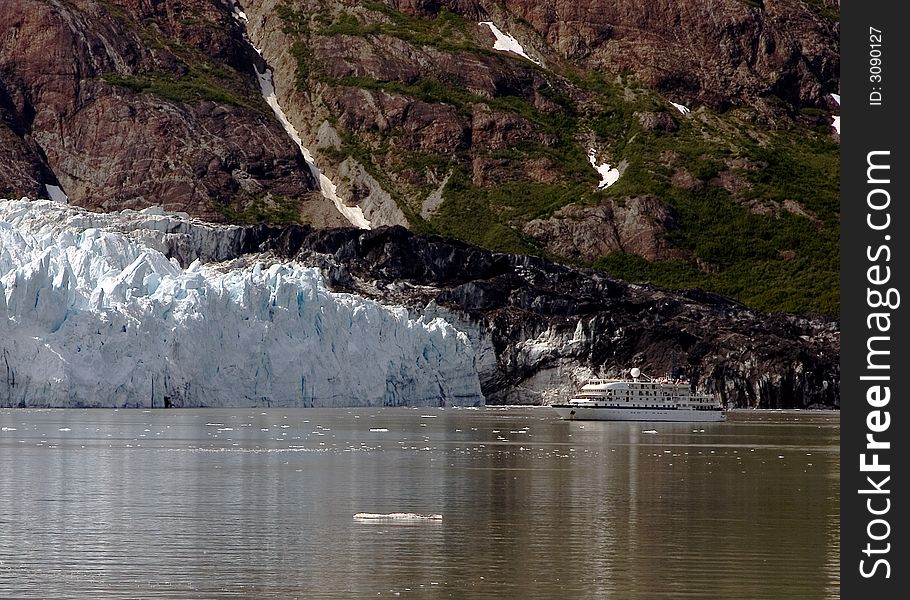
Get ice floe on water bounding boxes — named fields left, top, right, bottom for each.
left=478, top=22, right=542, bottom=66
left=353, top=512, right=443, bottom=522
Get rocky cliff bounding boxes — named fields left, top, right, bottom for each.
left=238, top=0, right=840, bottom=314
left=0, top=0, right=345, bottom=224
left=0, top=1, right=842, bottom=408
left=1, top=0, right=840, bottom=315
left=0, top=198, right=839, bottom=408
left=77, top=206, right=833, bottom=409
left=276, top=225, right=840, bottom=409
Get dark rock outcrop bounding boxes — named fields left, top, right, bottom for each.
left=160, top=221, right=839, bottom=409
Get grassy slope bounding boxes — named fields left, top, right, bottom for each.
left=281, top=2, right=840, bottom=315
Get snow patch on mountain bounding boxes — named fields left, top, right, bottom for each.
left=230, top=1, right=248, bottom=23
left=587, top=149, right=620, bottom=189
left=478, top=22, right=542, bottom=66
left=670, top=101, right=690, bottom=115
left=252, top=63, right=370, bottom=229
left=830, top=93, right=840, bottom=135
left=44, top=184, right=69, bottom=204
left=0, top=199, right=481, bottom=408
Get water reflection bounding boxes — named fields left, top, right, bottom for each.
left=0, top=408, right=839, bottom=598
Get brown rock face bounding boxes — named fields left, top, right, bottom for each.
left=498, top=0, right=839, bottom=110
left=235, top=0, right=837, bottom=315
left=635, top=111, right=678, bottom=132
left=386, top=0, right=838, bottom=111
left=523, top=197, right=685, bottom=262
left=0, top=0, right=839, bottom=314
left=0, top=0, right=326, bottom=222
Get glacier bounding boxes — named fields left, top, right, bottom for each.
left=0, top=199, right=483, bottom=408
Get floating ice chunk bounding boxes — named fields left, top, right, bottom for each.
left=45, top=184, right=69, bottom=204
left=478, top=22, right=542, bottom=66
left=353, top=512, right=442, bottom=521
left=670, top=101, right=690, bottom=115
left=588, top=149, right=620, bottom=189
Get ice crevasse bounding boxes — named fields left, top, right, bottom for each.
left=0, top=199, right=483, bottom=408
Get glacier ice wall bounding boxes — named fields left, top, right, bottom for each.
left=0, top=199, right=483, bottom=407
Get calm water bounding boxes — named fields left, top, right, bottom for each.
left=0, top=407, right=839, bottom=599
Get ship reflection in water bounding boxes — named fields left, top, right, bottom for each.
left=0, top=407, right=838, bottom=599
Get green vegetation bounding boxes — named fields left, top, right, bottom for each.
left=802, top=0, right=841, bottom=21
left=323, top=3, right=483, bottom=53
left=273, top=0, right=839, bottom=315
left=430, top=169, right=541, bottom=254
left=98, top=14, right=268, bottom=114
left=586, top=101, right=840, bottom=315
left=739, top=132, right=840, bottom=221
left=102, top=71, right=263, bottom=112
left=428, top=166, right=606, bottom=254
left=216, top=193, right=302, bottom=225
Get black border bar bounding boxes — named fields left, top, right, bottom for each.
left=841, top=2, right=908, bottom=596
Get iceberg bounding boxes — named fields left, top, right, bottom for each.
left=352, top=512, right=442, bottom=522
left=0, top=199, right=483, bottom=408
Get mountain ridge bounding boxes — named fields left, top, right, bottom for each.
left=0, top=0, right=840, bottom=315
left=0, top=198, right=840, bottom=408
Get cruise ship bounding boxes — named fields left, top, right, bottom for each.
left=551, top=368, right=725, bottom=422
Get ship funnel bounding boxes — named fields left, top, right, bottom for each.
left=630, top=367, right=641, bottom=379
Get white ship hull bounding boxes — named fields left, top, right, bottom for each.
left=551, top=405, right=725, bottom=422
